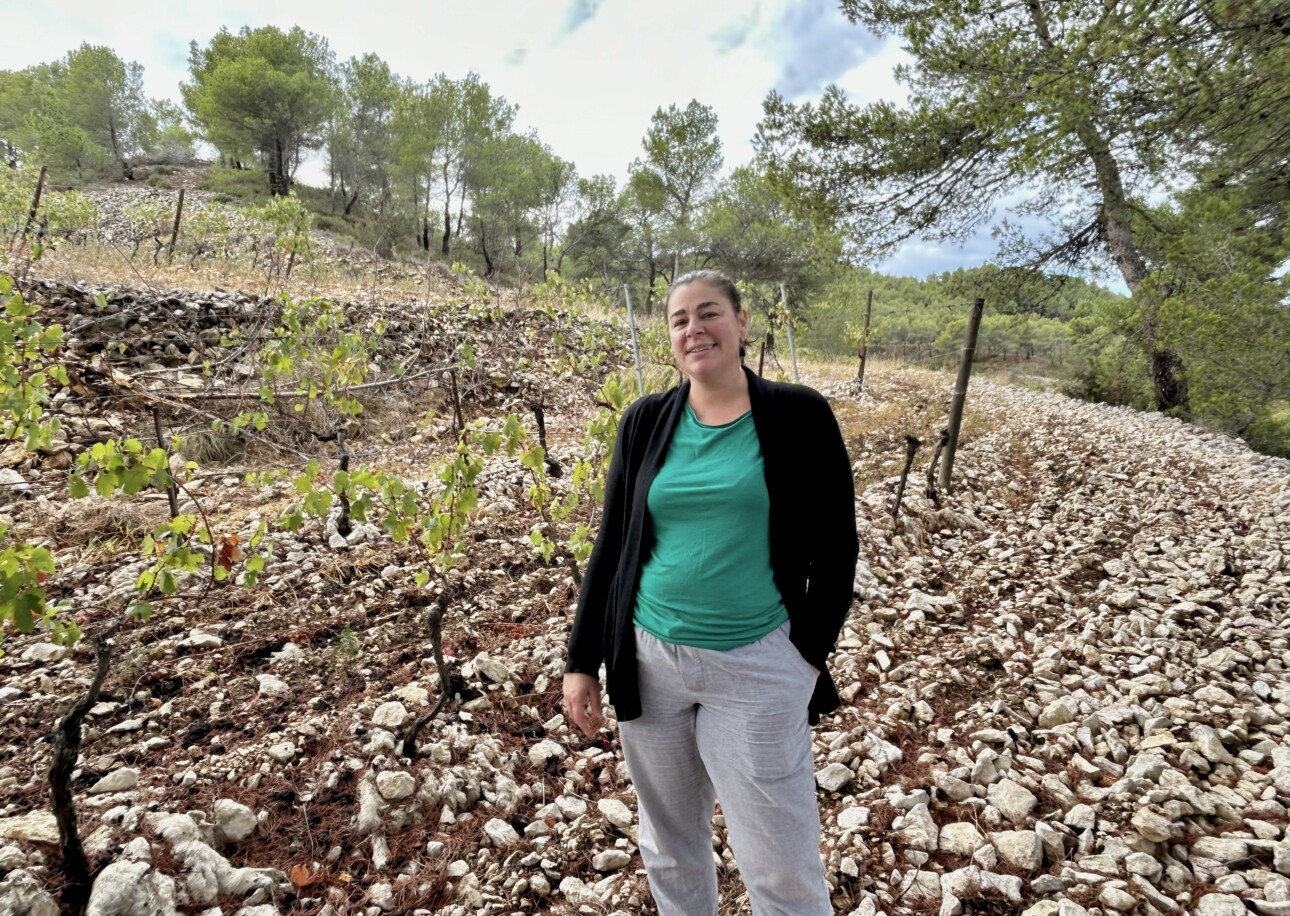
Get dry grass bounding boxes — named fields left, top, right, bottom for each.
left=34, top=493, right=170, bottom=549
left=33, top=238, right=463, bottom=308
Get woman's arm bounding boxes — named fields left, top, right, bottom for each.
left=563, top=402, right=638, bottom=676
left=799, top=394, right=859, bottom=669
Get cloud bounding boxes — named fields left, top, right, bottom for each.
left=710, top=9, right=758, bottom=53
left=556, top=0, right=607, bottom=39
left=877, top=233, right=998, bottom=280
left=760, top=0, right=884, bottom=99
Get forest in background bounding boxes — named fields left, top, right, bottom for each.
left=2, top=1, right=1287, bottom=456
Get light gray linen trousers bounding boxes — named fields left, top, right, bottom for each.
left=618, top=622, right=833, bottom=915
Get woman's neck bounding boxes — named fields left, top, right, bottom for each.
left=688, top=366, right=750, bottom=425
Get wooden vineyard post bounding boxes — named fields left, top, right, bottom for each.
left=334, top=429, right=351, bottom=538
left=781, top=283, right=799, bottom=383
left=167, top=188, right=185, bottom=264
left=857, top=288, right=873, bottom=390
left=939, top=297, right=985, bottom=493
left=17, top=165, right=47, bottom=246
left=446, top=368, right=463, bottom=433
left=623, top=285, right=644, bottom=397
left=926, top=427, right=950, bottom=504
left=151, top=407, right=181, bottom=519
left=891, top=434, right=921, bottom=518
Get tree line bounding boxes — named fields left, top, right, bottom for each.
left=2, top=6, right=1287, bottom=455
left=0, top=28, right=837, bottom=316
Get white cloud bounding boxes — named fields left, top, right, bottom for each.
left=9, top=0, right=899, bottom=183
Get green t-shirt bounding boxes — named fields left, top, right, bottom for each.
left=633, top=403, right=789, bottom=648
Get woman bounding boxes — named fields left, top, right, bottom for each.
left=563, top=270, right=858, bottom=915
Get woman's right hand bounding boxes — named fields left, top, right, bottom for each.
left=562, top=672, right=604, bottom=737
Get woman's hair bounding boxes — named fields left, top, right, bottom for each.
left=665, top=269, right=742, bottom=313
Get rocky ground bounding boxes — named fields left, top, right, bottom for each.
left=0, top=245, right=1288, bottom=914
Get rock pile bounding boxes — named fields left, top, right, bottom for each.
left=4, top=276, right=628, bottom=479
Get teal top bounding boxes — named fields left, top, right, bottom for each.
left=633, top=403, right=789, bottom=648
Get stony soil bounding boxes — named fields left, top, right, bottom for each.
left=0, top=240, right=1288, bottom=915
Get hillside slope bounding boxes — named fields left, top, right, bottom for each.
left=0, top=223, right=1288, bottom=916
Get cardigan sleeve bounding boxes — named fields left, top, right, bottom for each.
left=564, top=400, right=638, bottom=676
left=797, top=393, right=859, bottom=671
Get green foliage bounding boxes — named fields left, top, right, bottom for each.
left=248, top=194, right=314, bottom=279
left=331, top=623, right=360, bottom=666
left=758, top=0, right=1287, bottom=444
left=233, top=291, right=380, bottom=426
left=284, top=417, right=523, bottom=580
left=55, top=44, right=156, bottom=177
left=0, top=529, right=65, bottom=645
left=635, top=100, right=722, bottom=237
left=0, top=165, right=97, bottom=243
left=801, top=265, right=1093, bottom=367
left=0, top=271, right=271, bottom=653
left=183, top=25, right=337, bottom=195
left=197, top=165, right=273, bottom=202
left=1143, top=186, right=1290, bottom=452
left=329, top=54, right=399, bottom=216
left=700, top=163, right=841, bottom=319
left=524, top=375, right=627, bottom=570
left=0, top=276, right=68, bottom=451
left=0, top=44, right=161, bottom=181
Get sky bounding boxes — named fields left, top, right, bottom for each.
left=7, top=0, right=1005, bottom=279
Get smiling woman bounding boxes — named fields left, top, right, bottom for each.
left=666, top=271, right=750, bottom=402
left=564, top=269, right=859, bottom=914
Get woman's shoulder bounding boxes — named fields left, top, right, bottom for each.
left=621, top=385, right=684, bottom=426
left=749, top=373, right=832, bottom=412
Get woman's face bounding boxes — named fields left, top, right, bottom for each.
left=667, top=281, right=748, bottom=382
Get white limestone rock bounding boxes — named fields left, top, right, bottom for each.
left=90, top=768, right=139, bottom=794
left=371, top=701, right=409, bottom=730
left=155, top=814, right=288, bottom=908
left=376, top=771, right=416, bottom=801
left=992, top=830, right=1043, bottom=871
left=1195, top=894, right=1253, bottom=916
left=528, top=739, right=565, bottom=768
left=86, top=860, right=179, bottom=916
left=1099, top=885, right=1138, bottom=912
left=597, top=798, right=633, bottom=829
left=21, top=643, right=68, bottom=663
left=988, top=778, right=1037, bottom=823
left=0, top=869, right=58, bottom=916
left=941, top=822, right=986, bottom=856
left=592, top=849, right=631, bottom=871
left=474, top=656, right=513, bottom=684
left=213, top=799, right=257, bottom=843
left=254, top=675, right=290, bottom=698
left=483, top=818, right=520, bottom=848
left=265, top=742, right=296, bottom=764
left=816, top=763, right=855, bottom=792
left=0, top=812, right=60, bottom=845
left=838, top=807, right=870, bottom=832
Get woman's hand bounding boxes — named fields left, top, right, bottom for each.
left=563, top=672, right=604, bottom=736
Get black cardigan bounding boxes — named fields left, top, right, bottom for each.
left=566, top=367, right=859, bottom=723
